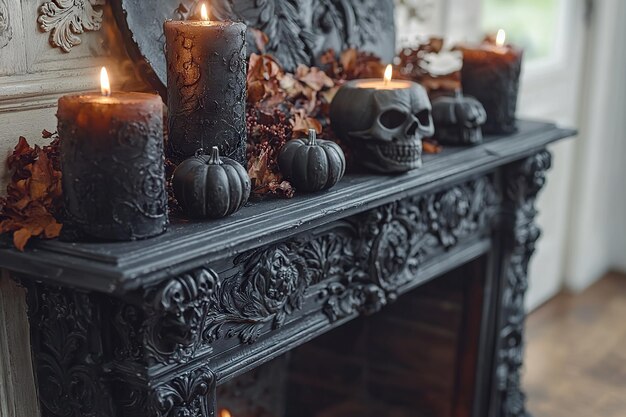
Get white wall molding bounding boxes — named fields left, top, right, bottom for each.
left=0, top=67, right=103, bottom=113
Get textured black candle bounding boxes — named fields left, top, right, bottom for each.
left=457, top=42, right=523, bottom=134
left=58, top=92, right=168, bottom=241
left=164, top=19, right=247, bottom=165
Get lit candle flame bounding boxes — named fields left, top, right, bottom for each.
left=383, top=64, right=392, bottom=86
left=100, top=67, right=111, bottom=97
left=219, top=409, right=232, bottom=417
left=200, top=3, right=209, bottom=21
left=495, top=29, right=506, bottom=47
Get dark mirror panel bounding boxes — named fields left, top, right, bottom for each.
left=111, top=0, right=396, bottom=98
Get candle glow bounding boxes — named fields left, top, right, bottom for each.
left=219, top=410, right=232, bottom=417
left=495, top=29, right=506, bottom=47
left=100, top=67, right=111, bottom=97
left=200, top=3, right=209, bottom=21
left=383, top=64, right=393, bottom=86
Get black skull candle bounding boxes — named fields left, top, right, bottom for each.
left=164, top=4, right=247, bottom=164
left=330, top=65, right=434, bottom=174
left=455, top=30, right=523, bottom=134
left=58, top=68, right=168, bottom=241
left=431, top=90, right=487, bottom=145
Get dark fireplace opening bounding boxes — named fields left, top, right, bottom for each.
left=217, top=257, right=487, bottom=417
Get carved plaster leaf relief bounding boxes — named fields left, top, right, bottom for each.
left=38, top=0, right=105, bottom=52
left=395, top=0, right=437, bottom=23
left=0, top=0, right=12, bottom=48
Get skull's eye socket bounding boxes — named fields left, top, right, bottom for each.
left=416, top=109, right=431, bottom=126
left=379, top=109, right=407, bottom=129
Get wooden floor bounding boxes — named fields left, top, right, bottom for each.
left=524, top=272, right=626, bottom=417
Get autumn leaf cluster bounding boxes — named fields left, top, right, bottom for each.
left=0, top=132, right=62, bottom=250
left=245, top=48, right=387, bottom=198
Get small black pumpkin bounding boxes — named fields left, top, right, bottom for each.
left=173, top=146, right=251, bottom=219
left=278, top=129, right=346, bottom=193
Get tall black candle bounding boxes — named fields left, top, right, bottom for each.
left=456, top=30, right=523, bottom=134
left=164, top=5, right=247, bottom=164
left=58, top=68, right=168, bottom=241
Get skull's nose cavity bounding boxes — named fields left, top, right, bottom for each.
left=406, top=121, right=418, bottom=136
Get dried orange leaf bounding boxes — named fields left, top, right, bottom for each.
left=13, top=228, right=32, bottom=252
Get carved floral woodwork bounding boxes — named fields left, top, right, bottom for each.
left=38, top=0, right=105, bottom=52
left=26, top=285, right=114, bottom=417
left=146, top=367, right=215, bottom=417
left=496, top=150, right=552, bottom=417
left=107, top=175, right=501, bottom=369
left=21, top=146, right=557, bottom=417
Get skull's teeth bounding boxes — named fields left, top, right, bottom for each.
left=380, top=144, right=421, bottom=162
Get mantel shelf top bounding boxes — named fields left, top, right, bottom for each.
left=0, top=120, right=575, bottom=293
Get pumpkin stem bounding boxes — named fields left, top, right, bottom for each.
left=208, top=146, right=223, bottom=165
left=454, top=88, right=463, bottom=100
left=308, top=128, right=317, bottom=146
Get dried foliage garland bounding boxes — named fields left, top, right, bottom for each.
left=0, top=45, right=446, bottom=249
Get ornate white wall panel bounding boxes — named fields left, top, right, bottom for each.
left=0, top=0, right=27, bottom=76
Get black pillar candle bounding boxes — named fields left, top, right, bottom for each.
left=57, top=70, right=168, bottom=241
left=456, top=32, right=523, bottom=134
left=164, top=7, right=247, bottom=165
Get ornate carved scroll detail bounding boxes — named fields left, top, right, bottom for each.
left=148, top=367, right=215, bottom=417
left=0, top=0, right=12, bottom=48
left=496, top=150, right=552, bottom=417
left=112, top=176, right=499, bottom=365
left=38, top=0, right=105, bottom=52
left=117, top=366, right=216, bottom=417
left=111, top=268, right=219, bottom=365
left=26, top=284, right=114, bottom=417
left=321, top=176, right=501, bottom=321
left=203, top=242, right=310, bottom=344
left=113, top=245, right=311, bottom=364
left=143, top=267, right=219, bottom=364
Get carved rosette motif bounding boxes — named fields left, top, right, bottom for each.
left=203, top=242, right=310, bottom=344
left=109, top=176, right=500, bottom=367
left=497, top=150, right=552, bottom=417
left=25, top=284, right=114, bottom=417
left=38, top=0, right=105, bottom=52
left=321, top=176, right=500, bottom=321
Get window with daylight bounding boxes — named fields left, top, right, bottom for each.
left=482, top=0, right=565, bottom=63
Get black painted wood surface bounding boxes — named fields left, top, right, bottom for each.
left=4, top=121, right=575, bottom=417
left=0, top=120, right=573, bottom=294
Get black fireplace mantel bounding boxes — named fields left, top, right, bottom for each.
left=0, top=120, right=574, bottom=417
